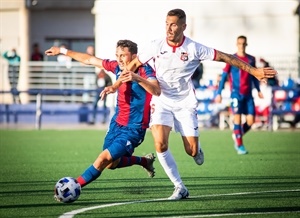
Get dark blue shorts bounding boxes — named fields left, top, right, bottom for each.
left=230, top=93, right=255, bottom=115
left=103, top=119, right=146, bottom=161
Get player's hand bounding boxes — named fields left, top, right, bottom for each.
left=258, top=91, right=264, bottom=99
left=99, top=86, right=117, bottom=100
left=215, top=94, right=222, bottom=103
left=45, top=46, right=60, bottom=56
left=253, top=67, right=277, bottom=83
left=118, top=70, right=137, bottom=83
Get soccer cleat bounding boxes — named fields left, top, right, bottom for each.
left=168, top=186, right=189, bottom=200
left=232, top=133, right=238, bottom=151
left=237, top=145, right=248, bottom=155
left=193, top=148, right=204, bottom=165
left=142, top=153, right=155, bottom=178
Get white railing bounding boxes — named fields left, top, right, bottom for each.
left=4, top=61, right=98, bottom=103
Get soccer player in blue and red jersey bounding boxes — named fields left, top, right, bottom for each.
left=215, top=35, right=263, bottom=155
left=45, top=40, right=161, bottom=192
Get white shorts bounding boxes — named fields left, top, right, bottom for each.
left=149, top=96, right=199, bottom=137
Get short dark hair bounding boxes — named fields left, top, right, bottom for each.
left=167, top=9, right=186, bottom=21
left=237, top=35, right=247, bottom=41
left=116, top=40, right=138, bottom=54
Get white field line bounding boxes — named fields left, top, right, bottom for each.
left=59, top=189, right=300, bottom=218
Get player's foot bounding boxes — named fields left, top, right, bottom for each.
left=168, top=186, right=189, bottom=200
left=193, top=148, right=204, bottom=165
left=237, top=145, right=248, bottom=155
left=142, top=153, right=155, bottom=178
left=232, top=133, right=238, bottom=151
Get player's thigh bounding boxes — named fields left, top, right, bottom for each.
left=231, top=97, right=243, bottom=123
left=104, top=123, right=146, bottom=160
left=150, top=102, right=174, bottom=128
left=173, top=107, right=199, bottom=137
left=245, top=97, right=255, bottom=116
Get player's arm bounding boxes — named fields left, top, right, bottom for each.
left=215, top=72, right=227, bottom=103
left=119, top=70, right=161, bottom=96
left=214, top=50, right=277, bottom=82
left=100, top=57, right=143, bottom=95
left=252, top=76, right=264, bottom=99
left=45, top=46, right=104, bottom=69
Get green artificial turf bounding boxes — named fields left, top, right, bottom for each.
left=0, top=129, right=299, bottom=217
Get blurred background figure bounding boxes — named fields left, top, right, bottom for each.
left=57, top=44, right=72, bottom=93
left=259, top=58, right=279, bottom=87
left=82, top=45, right=96, bottom=103
left=31, top=43, right=44, bottom=61
left=89, top=69, right=112, bottom=125
left=2, top=48, right=21, bottom=103
left=2, top=48, right=21, bottom=64
left=253, top=80, right=272, bottom=129
left=57, top=44, right=72, bottom=69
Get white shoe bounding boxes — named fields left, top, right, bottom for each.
left=193, top=148, right=204, bottom=165
left=168, top=186, right=189, bottom=200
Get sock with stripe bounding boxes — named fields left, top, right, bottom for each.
left=116, top=156, right=147, bottom=168
left=76, top=165, right=101, bottom=188
left=233, top=124, right=243, bottom=147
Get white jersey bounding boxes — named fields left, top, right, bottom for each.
left=138, top=36, right=215, bottom=104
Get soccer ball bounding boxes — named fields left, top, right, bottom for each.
left=54, top=177, right=81, bottom=203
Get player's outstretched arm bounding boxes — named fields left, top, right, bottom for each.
left=45, top=46, right=104, bottom=69
left=214, top=50, right=277, bottom=82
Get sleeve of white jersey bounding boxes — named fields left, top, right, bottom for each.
left=137, top=41, right=155, bottom=64
left=197, top=43, right=215, bottom=61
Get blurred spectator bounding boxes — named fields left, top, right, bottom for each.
left=89, top=69, right=113, bottom=125
left=282, top=74, right=295, bottom=89
left=2, top=48, right=20, bottom=64
left=57, top=44, right=72, bottom=69
left=259, top=58, right=279, bottom=87
left=82, top=45, right=96, bottom=103
left=57, top=44, right=72, bottom=91
left=2, top=48, right=21, bottom=103
left=253, top=81, right=272, bottom=129
left=207, top=74, right=231, bottom=128
left=31, top=43, right=44, bottom=61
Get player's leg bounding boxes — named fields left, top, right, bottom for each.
left=76, top=149, right=113, bottom=188
left=242, top=97, right=255, bottom=135
left=173, top=107, right=204, bottom=165
left=231, top=97, right=248, bottom=154
left=151, top=124, right=189, bottom=200
left=150, top=101, right=189, bottom=200
left=106, top=126, right=156, bottom=178
left=90, top=92, right=100, bottom=124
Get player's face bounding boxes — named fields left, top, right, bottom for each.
left=115, top=46, right=135, bottom=70
left=166, top=16, right=186, bottom=45
left=236, top=38, right=247, bottom=53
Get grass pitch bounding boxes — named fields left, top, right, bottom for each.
left=0, top=129, right=299, bottom=218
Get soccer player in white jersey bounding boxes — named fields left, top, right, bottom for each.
left=101, top=8, right=277, bottom=200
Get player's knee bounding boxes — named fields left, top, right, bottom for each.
left=105, top=161, right=118, bottom=170
left=154, top=142, right=168, bottom=152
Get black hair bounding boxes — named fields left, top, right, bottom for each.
left=116, top=40, right=138, bottom=54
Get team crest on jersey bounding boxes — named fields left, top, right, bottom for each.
left=180, top=52, right=188, bottom=61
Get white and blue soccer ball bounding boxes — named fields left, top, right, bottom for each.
left=54, top=177, right=81, bottom=203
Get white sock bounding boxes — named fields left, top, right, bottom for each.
left=198, top=141, right=202, bottom=152
left=156, top=149, right=184, bottom=188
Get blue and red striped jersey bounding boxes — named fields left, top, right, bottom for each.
left=102, top=59, right=156, bottom=129
left=222, top=54, right=259, bottom=96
